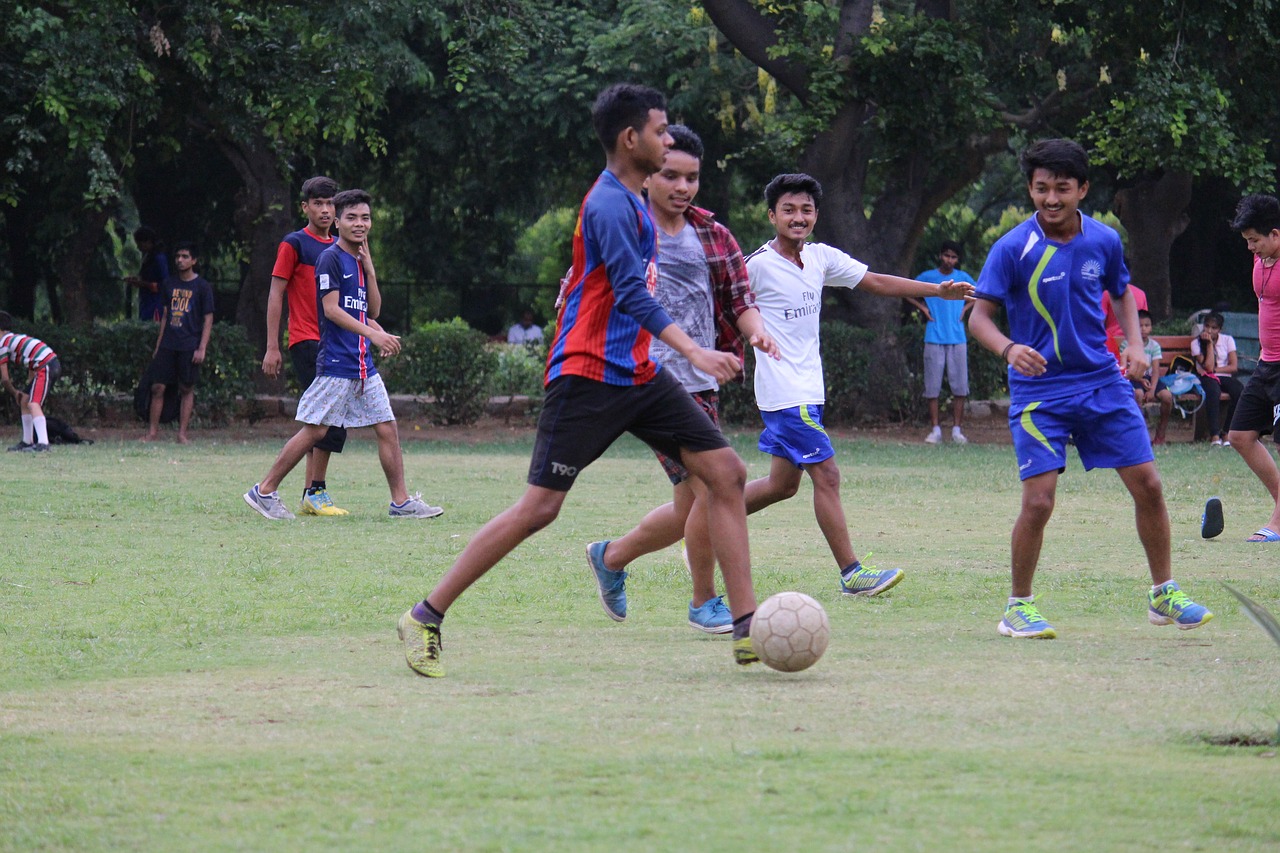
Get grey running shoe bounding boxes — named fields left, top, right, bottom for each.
left=7, top=441, right=31, bottom=452
left=243, top=484, right=296, bottom=520
left=389, top=493, right=444, bottom=518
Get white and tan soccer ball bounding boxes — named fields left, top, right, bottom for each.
left=750, top=591, right=830, bottom=672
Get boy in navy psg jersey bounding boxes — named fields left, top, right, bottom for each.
left=262, top=176, right=350, bottom=516
left=397, top=83, right=766, bottom=678
left=968, top=138, right=1212, bottom=639
left=244, top=189, right=443, bottom=521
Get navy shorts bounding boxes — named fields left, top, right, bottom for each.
left=758, top=404, right=835, bottom=468
left=528, top=371, right=730, bottom=492
left=150, top=348, right=200, bottom=388
left=289, top=339, right=346, bottom=454
left=1009, top=379, right=1153, bottom=480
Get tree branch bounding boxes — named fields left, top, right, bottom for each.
left=702, top=0, right=810, bottom=100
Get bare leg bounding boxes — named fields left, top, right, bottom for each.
left=927, top=397, right=940, bottom=428
left=305, top=448, right=333, bottom=491
left=372, top=420, right=409, bottom=504
left=603, top=481, right=694, bottom=570
left=260, top=424, right=329, bottom=493
left=805, top=457, right=857, bottom=569
left=428, top=486, right=567, bottom=612
left=952, top=395, right=966, bottom=429
left=681, top=446, right=756, bottom=619
left=1155, top=389, right=1173, bottom=442
left=1228, top=429, right=1280, bottom=536
left=1011, top=471, right=1057, bottom=598
left=143, top=383, right=165, bottom=441
left=176, top=384, right=195, bottom=444
left=682, top=478, right=718, bottom=606
left=1115, top=462, right=1172, bottom=584
left=744, top=455, right=802, bottom=514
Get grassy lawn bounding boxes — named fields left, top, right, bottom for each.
left=2, top=429, right=1278, bottom=851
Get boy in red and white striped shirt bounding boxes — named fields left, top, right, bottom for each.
left=0, top=312, right=61, bottom=452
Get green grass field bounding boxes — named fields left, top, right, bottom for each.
left=2, top=429, right=1278, bottom=851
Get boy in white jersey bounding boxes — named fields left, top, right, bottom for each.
left=743, top=173, right=972, bottom=597
left=1226, top=193, right=1280, bottom=542
left=969, top=138, right=1211, bottom=638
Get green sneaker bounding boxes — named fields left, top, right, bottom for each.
left=733, top=637, right=759, bottom=666
left=397, top=610, right=444, bottom=678
left=1148, top=581, right=1214, bottom=630
left=998, top=599, right=1057, bottom=639
left=839, top=563, right=904, bottom=597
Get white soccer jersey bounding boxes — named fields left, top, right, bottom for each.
left=746, top=241, right=867, bottom=411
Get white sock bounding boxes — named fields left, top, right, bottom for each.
left=1152, top=580, right=1174, bottom=593
left=33, top=416, right=48, bottom=445
left=952, top=425, right=964, bottom=434
left=21, top=414, right=33, bottom=444
left=929, top=425, right=941, bottom=434
left=1008, top=595, right=1034, bottom=607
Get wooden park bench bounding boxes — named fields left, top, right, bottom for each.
left=1151, top=335, right=1230, bottom=442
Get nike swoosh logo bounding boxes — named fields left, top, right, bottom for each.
left=343, top=273, right=353, bottom=279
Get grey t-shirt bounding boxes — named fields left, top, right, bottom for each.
left=650, top=222, right=716, bottom=392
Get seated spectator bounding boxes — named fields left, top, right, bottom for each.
left=507, top=309, right=543, bottom=345
left=1192, top=311, right=1244, bottom=446
left=1120, top=309, right=1174, bottom=445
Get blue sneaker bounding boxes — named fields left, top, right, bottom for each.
left=688, top=595, right=733, bottom=634
left=586, top=540, right=627, bottom=622
left=839, top=564, right=904, bottom=597
left=998, top=599, right=1057, bottom=639
left=1149, top=581, right=1214, bottom=630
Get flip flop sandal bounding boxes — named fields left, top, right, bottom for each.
left=1201, top=497, right=1224, bottom=539
left=1247, top=527, right=1280, bottom=543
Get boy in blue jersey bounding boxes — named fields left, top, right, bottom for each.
left=968, top=138, right=1212, bottom=639
left=906, top=241, right=976, bottom=444
left=244, top=189, right=443, bottom=521
left=397, top=83, right=766, bottom=678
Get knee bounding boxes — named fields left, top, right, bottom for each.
left=809, top=463, right=841, bottom=493
left=1020, top=490, right=1055, bottom=522
left=703, top=452, right=747, bottom=494
left=518, top=497, right=562, bottom=531
left=1228, top=431, right=1254, bottom=453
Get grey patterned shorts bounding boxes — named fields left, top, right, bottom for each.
left=296, top=374, right=395, bottom=428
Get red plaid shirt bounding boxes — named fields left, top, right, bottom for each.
left=684, top=205, right=756, bottom=380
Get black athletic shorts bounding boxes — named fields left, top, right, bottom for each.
left=528, top=371, right=731, bottom=492
left=1230, top=359, right=1280, bottom=438
left=150, top=348, right=200, bottom=388
left=289, top=339, right=347, bottom=453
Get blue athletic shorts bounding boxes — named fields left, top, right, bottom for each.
left=758, top=404, right=835, bottom=468
left=1009, top=379, right=1153, bottom=480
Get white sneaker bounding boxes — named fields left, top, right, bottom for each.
left=951, top=427, right=968, bottom=445
left=924, top=427, right=942, bottom=445
left=389, top=493, right=445, bottom=518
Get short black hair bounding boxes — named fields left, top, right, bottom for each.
left=333, top=188, right=372, bottom=216
left=0, top=311, right=11, bottom=331
left=765, top=173, right=823, bottom=211
left=1137, top=309, right=1151, bottom=321
left=172, top=240, right=197, bottom=258
left=667, top=124, right=704, bottom=162
left=301, top=176, right=339, bottom=201
left=134, top=226, right=158, bottom=244
left=1204, top=312, right=1225, bottom=328
left=1230, top=193, right=1280, bottom=234
left=940, top=240, right=963, bottom=261
left=591, top=83, right=666, bottom=152
left=1020, top=138, right=1089, bottom=184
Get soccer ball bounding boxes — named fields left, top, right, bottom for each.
left=750, top=591, right=830, bottom=672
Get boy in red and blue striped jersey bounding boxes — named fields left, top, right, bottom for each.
left=396, top=83, right=769, bottom=678
left=0, top=312, right=60, bottom=453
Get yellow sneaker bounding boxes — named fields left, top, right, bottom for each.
left=733, top=637, right=759, bottom=666
left=300, top=489, right=349, bottom=516
left=398, top=610, right=444, bottom=678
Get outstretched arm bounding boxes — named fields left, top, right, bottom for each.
left=858, top=271, right=974, bottom=302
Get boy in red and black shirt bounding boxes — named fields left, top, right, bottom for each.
left=262, top=176, right=349, bottom=516
left=0, top=312, right=61, bottom=452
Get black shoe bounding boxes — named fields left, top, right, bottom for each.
left=1201, top=497, right=1224, bottom=539
left=6, top=441, right=31, bottom=452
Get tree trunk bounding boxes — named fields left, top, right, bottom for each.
left=1113, top=171, right=1193, bottom=322
left=217, top=136, right=291, bottom=389
left=57, top=207, right=111, bottom=329
left=4, top=199, right=45, bottom=320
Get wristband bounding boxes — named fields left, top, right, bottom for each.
left=1001, top=342, right=1016, bottom=362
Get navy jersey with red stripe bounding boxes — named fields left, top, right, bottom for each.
left=546, top=170, right=675, bottom=386
left=272, top=227, right=335, bottom=346
left=314, top=244, right=375, bottom=379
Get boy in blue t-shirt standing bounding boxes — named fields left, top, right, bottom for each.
left=968, top=138, right=1212, bottom=639
left=908, top=240, right=976, bottom=444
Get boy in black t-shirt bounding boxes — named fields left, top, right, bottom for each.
left=141, top=242, right=214, bottom=444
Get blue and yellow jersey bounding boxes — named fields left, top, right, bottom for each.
left=976, top=213, right=1129, bottom=403
left=546, top=170, right=675, bottom=387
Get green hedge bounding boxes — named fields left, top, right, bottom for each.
left=1, top=320, right=255, bottom=425
left=378, top=319, right=500, bottom=425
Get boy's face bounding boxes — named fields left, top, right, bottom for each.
left=768, top=192, right=818, bottom=243
left=1028, top=168, right=1088, bottom=231
left=648, top=150, right=701, bottom=220
left=302, top=197, right=335, bottom=232
left=335, top=203, right=372, bottom=244
left=174, top=249, right=195, bottom=272
left=1241, top=227, right=1280, bottom=261
left=938, top=248, right=959, bottom=273
left=1139, top=316, right=1152, bottom=339
left=622, top=109, right=673, bottom=175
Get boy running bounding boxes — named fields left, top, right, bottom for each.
left=0, top=313, right=60, bottom=452
left=968, top=138, right=1212, bottom=638
left=1225, top=193, right=1280, bottom=542
left=740, top=173, right=972, bottom=598
left=397, top=84, right=764, bottom=677
left=244, top=189, right=443, bottom=521
left=262, top=176, right=350, bottom=516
